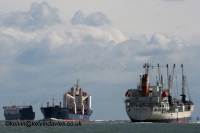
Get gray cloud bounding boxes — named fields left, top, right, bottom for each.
left=0, top=2, right=61, bottom=31
left=16, top=48, right=48, bottom=65
left=1, top=29, right=200, bottom=120
left=70, top=11, right=111, bottom=27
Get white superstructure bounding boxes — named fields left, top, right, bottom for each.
left=63, top=80, right=92, bottom=114
left=3, top=105, right=32, bottom=115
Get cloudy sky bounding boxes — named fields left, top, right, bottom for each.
left=0, top=0, right=200, bottom=120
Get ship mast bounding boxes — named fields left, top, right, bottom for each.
left=172, top=63, right=175, bottom=95
left=143, top=63, right=150, bottom=84
left=146, top=63, right=150, bottom=84
left=166, top=64, right=171, bottom=95
left=143, top=63, right=150, bottom=76
left=158, top=64, right=160, bottom=84
left=161, top=75, right=163, bottom=91
left=181, top=64, right=186, bottom=103
left=167, top=64, right=174, bottom=105
left=157, top=64, right=163, bottom=98
left=166, top=64, right=168, bottom=86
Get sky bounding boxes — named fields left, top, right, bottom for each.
left=0, top=0, right=200, bottom=120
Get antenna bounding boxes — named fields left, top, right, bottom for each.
left=76, top=79, right=80, bottom=91
left=52, top=95, right=55, bottom=107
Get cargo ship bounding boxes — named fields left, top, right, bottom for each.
left=3, top=105, right=35, bottom=120
left=124, top=63, right=194, bottom=123
left=40, top=80, right=93, bottom=121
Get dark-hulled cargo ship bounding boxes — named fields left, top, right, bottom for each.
left=3, top=105, right=35, bottom=120
left=41, top=80, right=93, bottom=121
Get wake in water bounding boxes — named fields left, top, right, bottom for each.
left=89, top=120, right=200, bottom=124
left=190, top=120, right=200, bottom=123
left=8, top=119, right=199, bottom=124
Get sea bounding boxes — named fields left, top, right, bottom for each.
left=0, top=120, right=200, bottom=133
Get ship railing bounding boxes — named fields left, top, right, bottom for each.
left=152, top=106, right=169, bottom=112
left=3, top=105, right=31, bottom=108
left=153, top=107, right=161, bottom=112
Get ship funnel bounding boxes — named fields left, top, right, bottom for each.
left=141, top=74, right=149, bottom=97
left=88, top=96, right=92, bottom=109
left=79, top=88, right=83, bottom=100
left=71, top=87, right=75, bottom=96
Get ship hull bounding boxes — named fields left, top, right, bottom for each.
left=41, top=107, right=93, bottom=121
left=4, top=113, right=35, bottom=120
left=126, top=105, right=194, bottom=123
left=130, top=117, right=190, bottom=123
left=4, top=114, right=21, bottom=120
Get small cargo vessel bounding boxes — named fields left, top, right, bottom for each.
left=3, top=105, right=35, bottom=120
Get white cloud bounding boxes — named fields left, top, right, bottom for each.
left=70, top=11, right=111, bottom=27
left=65, top=25, right=126, bottom=47
left=47, top=30, right=66, bottom=50
left=0, top=2, right=61, bottom=31
left=0, top=28, right=36, bottom=42
left=148, top=33, right=184, bottom=50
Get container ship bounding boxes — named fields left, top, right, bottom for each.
left=40, top=80, right=93, bottom=121
left=3, top=105, right=35, bottom=120
left=124, top=63, right=194, bottom=123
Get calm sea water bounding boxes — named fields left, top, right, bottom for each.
left=0, top=120, right=200, bottom=133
